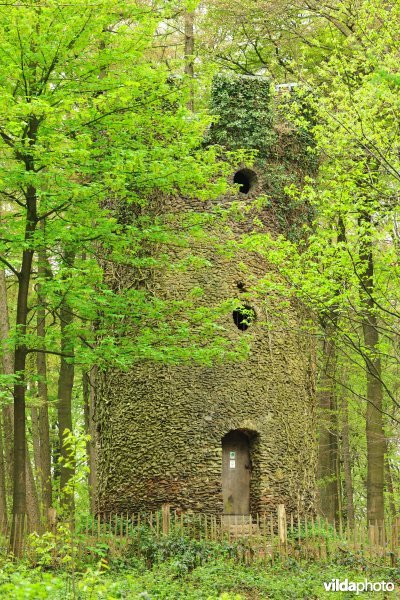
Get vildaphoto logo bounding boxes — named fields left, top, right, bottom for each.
left=323, top=579, right=395, bottom=594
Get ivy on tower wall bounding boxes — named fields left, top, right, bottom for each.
left=95, top=74, right=318, bottom=517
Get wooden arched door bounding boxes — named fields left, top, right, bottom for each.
left=222, top=430, right=251, bottom=514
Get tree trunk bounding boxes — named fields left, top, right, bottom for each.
left=341, top=393, right=355, bottom=528
left=317, top=216, right=347, bottom=523
left=359, top=212, right=385, bottom=524
left=25, top=447, right=41, bottom=533
left=52, top=420, right=61, bottom=485
left=2, top=114, right=40, bottom=555
left=0, top=414, right=7, bottom=533
left=36, top=244, right=52, bottom=516
left=385, top=440, right=397, bottom=518
left=11, top=246, right=32, bottom=555
left=0, top=268, right=13, bottom=501
left=184, top=10, right=195, bottom=111
left=0, top=270, right=10, bottom=530
left=83, top=369, right=98, bottom=513
left=10, top=178, right=38, bottom=555
left=317, top=335, right=339, bottom=522
left=57, top=250, right=76, bottom=516
left=2, top=407, right=13, bottom=503
left=0, top=239, right=47, bottom=544
left=30, top=408, right=41, bottom=480
left=1, top=259, right=42, bottom=543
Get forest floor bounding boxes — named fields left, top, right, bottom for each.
left=0, top=556, right=398, bottom=599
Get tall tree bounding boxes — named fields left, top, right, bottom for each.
left=0, top=268, right=9, bottom=530
left=36, top=245, right=52, bottom=518
left=317, top=333, right=339, bottom=521
left=83, top=369, right=97, bottom=513
left=184, top=9, right=195, bottom=110
left=240, top=0, right=400, bottom=523
left=57, top=250, right=76, bottom=516
left=0, top=267, right=41, bottom=536
left=0, top=0, right=228, bottom=553
left=341, top=391, right=355, bottom=527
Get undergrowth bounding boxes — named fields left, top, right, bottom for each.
left=0, top=525, right=398, bottom=599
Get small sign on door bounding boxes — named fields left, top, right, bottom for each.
left=229, top=459, right=236, bottom=469
left=230, top=451, right=236, bottom=459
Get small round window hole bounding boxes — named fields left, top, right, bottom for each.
left=232, top=305, right=256, bottom=331
left=233, top=168, right=257, bottom=194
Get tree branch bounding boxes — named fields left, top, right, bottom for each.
left=0, top=255, right=20, bottom=278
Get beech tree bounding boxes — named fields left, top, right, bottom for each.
left=0, top=0, right=231, bottom=555
left=233, top=0, right=400, bottom=522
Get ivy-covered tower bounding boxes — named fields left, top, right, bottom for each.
left=96, top=75, right=317, bottom=516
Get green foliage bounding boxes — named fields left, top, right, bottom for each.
left=57, top=428, right=90, bottom=510
left=126, top=526, right=235, bottom=574
left=0, top=550, right=397, bottom=599
left=28, top=523, right=74, bottom=569
left=208, top=73, right=274, bottom=153
left=0, top=0, right=241, bottom=385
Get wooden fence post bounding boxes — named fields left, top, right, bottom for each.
left=262, top=513, right=267, bottom=564
left=47, top=507, right=57, bottom=534
left=277, top=504, right=287, bottom=556
left=162, top=504, right=170, bottom=536
left=270, top=514, right=275, bottom=562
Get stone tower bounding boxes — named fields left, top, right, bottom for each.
left=96, top=74, right=317, bottom=516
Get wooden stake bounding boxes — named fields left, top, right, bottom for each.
left=270, top=514, right=275, bottom=563
left=263, top=513, right=267, bottom=565
left=277, top=504, right=287, bottom=556
left=156, top=511, right=159, bottom=539
left=162, top=504, right=170, bottom=536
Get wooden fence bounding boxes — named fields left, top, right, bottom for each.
left=1, top=504, right=399, bottom=566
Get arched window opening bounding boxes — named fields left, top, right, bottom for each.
left=233, top=168, right=257, bottom=194
left=232, top=305, right=256, bottom=331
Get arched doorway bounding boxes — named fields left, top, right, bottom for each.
left=222, top=430, right=251, bottom=514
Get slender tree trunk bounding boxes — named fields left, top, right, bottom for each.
left=385, top=440, right=397, bottom=518
left=0, top=205, right=15, bottom=534
left=25, top=448, right=41, bottom=533
left=30, top=402, right=46, bottom=531
left=52, top=420, right=61, bottom=485
left=11, top=248, right=32, bottom=554
left=341, top=393, right=355, bottom=527
left=57, top=250, right=76, bottom=516
left=317, top=335, right=339, bottom=522
left=37, top=370, right=52, bottom=518
left=36, top=243, right=52, bottom=517
left=1, top=114, right=40, bottom=555
left=2, top=408, right=13, bottom=502
left=1, top=258, right=41, bottom=542
left=184, top=10, right=195, bottom=111
left=83, top=369, right=97, bottom=513
left=0, top=414, right=7, bottom=533
left=0, top=270, right=10, bottom=529
left=3, top=406, right=41, bottom=535
left=0, top=268, right=13, bottom=502
left=30, top=407, right=41, bottom=481
left=359, top=212, right=385, bottom=524
left=335, top=429, right=343, bottom=529
left=317, top=216, right=347, bottom=523
left=11, top=178, right=38, bottom=555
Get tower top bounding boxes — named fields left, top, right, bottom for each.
left=209, top=73, right=274, bottom=156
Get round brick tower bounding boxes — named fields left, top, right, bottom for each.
left=95, top=75, right=317, bottom=516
